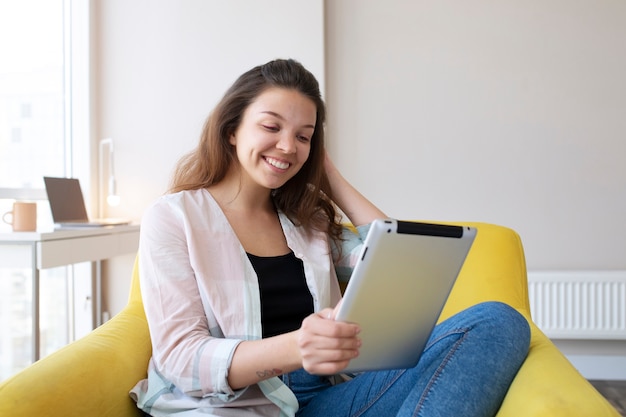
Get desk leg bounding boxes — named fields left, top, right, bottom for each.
left=96, top=260, right=102, bottom=327
left=31, top=244, right=40, bottom=362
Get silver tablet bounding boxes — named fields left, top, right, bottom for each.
left=335, top=219, right=477, bottom=373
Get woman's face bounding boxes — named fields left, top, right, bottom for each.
left=230, top=87, right=316, bottom=191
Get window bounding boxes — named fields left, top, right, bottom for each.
left=0, top=0, right=67, bottom=196
left=0, top=0, right=92, bottom=381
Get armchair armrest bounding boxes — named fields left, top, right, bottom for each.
left=0, top=290, right=151, bottom=417
left=437, top=221, right=618, bottom=417
left=498, top=324, right=620, bottom=415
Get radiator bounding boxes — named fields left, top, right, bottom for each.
left=528, top=271, right=626, bottom=340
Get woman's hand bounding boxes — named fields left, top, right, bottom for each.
left=296, top=306, right=361, bottom=375
left=227, top=302, right=359, bottom=389
left=323, top=151, right=387, bottom=227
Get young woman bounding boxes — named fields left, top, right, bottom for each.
left=131, top=59, right=530, bottom=417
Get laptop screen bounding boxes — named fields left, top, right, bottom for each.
left=43, top=177, right=90, bottom=223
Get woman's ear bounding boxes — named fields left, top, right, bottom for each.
left=229, top=134, right=236, bottom=146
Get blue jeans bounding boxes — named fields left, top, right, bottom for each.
left=281, top=302, right=530, bottom=417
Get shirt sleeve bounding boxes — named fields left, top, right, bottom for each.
left=332, top=223, right=372, bottom=283
left=138, top=197, right=242, bottom=400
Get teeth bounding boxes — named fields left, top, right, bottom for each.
left=266, top=157, right=290, bottom=170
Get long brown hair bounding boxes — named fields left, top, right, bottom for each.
left=170, top=59, right=342, bottom=241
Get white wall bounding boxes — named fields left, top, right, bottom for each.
left=325, top=0, right=626, bottom=271
left=95, top=1, right=626, bottom=316
left=93, top=0, right=324, bottom=316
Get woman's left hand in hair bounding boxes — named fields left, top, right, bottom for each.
left=323, top=151, right=387, bottom=227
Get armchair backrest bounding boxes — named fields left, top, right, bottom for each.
left=437, top=221, right=531, bottom=322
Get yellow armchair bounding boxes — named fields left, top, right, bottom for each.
left=0, top=222, right=619, bottom=416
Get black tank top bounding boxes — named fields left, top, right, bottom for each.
left=247, top=251, right=314, bottom=338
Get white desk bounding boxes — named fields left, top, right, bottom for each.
left=0, top=225, right=140, bottom=362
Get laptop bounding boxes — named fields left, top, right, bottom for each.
left=335, top=218, right=476, bottom=373
left=44, top=176, right=130, bottom=227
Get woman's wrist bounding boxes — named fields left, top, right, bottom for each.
left=227, top=331, right=303, bottom=389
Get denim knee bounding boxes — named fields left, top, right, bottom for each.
left=470, top=301, right=531, bottom=357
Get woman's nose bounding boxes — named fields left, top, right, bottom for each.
left=277, top=133, right=296, bottom=154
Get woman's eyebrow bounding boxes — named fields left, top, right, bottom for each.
left=260, top=111, right=315, bottom=130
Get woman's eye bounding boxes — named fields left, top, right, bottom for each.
left=297, top=135, right=311, bottom=143
left=262, top=125, right=279, bottom=132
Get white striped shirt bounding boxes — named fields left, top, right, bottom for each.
left=130, top=189, right=370, bottom=416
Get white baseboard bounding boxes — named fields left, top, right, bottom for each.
left=552, top=339, right=626, bottom=380
left=564, top=354, right=626, bottom=380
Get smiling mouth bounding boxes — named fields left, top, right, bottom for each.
left=264, top=156, right=291, bottom=170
